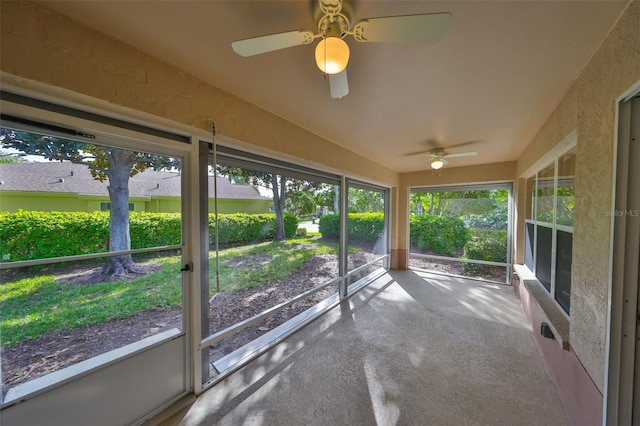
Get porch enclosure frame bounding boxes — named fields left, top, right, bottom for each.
left=408, top=182, right=514, bottom=285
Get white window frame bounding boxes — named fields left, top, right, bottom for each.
left=525, top=146, right=575, bottom=316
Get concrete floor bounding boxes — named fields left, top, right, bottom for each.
left=159, top=270, right=568, bottom=425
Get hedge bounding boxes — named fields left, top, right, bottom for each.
left=319, top=213, right=471, bottom=254
left=410, top=214, right=469, bottom=256
left=318, top=213, right=384, bottom=242
left=212, top=212, right=298, bottom=244
left=0, top=211, right=298, bottom=262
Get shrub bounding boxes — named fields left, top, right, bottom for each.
left=463, top=206, right=508, bottom=230
left=410, top=214, right=469, bottom=256
left=318, top=213, right=384, bottom=242
left=348, top=213, right=384, bottom=242
left=318, top=214, right=340, bottom=238
left=0, top=211, right=298, bottom=262
left=463, top=228, right=508, bottom=273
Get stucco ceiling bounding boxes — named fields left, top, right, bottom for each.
left=37, top=1, right=629, bottom=173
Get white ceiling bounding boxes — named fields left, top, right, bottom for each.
left=37, top=1, right=629, bottom=173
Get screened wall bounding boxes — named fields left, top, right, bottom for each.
left=195, top=145, right=391, bottom=388
left=0, top=92, right=392, bottom=423
left=409, top=183, right=512, bottom=284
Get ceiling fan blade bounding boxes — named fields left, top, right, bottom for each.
left=329, top=70, right=349, bottom=99
left=352, top=13, right=451, bottom=43
left=404, top=150, right=430, bottom=156
left=232, top=30, right=315, bottom=57
left=445, top=139, right=481, bottom=149
left=443, top=151, right=477, bottom=159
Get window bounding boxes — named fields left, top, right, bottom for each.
left=100, top=202, right=134, bottom=211
left=524, top=147, right=575, bottom=314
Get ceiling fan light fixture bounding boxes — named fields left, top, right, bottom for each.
left=315, top=36, right=350, bottom=74
left=431, top=159, right=444, bottom=170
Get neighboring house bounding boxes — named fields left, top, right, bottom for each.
left=0, top=162, right=271, bottom=214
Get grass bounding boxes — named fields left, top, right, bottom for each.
left=0, top=236, right=342, bottom=347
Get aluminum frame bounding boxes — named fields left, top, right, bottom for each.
left=604, top=85, right=640, bottom=426
left=0, top=95, right=194, bottom=413
left=408, top=183, right=514, bottom=285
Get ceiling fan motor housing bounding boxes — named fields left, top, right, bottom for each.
left=315, top=0, right=354, bottom=35
left=430, top=148, right=445, bottom=158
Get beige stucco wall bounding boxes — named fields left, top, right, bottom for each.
left=515, top=1, right=640, bottom=392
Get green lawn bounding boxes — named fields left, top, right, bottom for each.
left=0, top=236, right=344, bottom=347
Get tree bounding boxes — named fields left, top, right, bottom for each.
left=285, top=190, right=316, bottom=217
left=0, top=149, right=27, bottom=163
left=348, top=187, right=384, bottom=213
left=216, top=166, right=321, bottom=240
left=1, top=128, right=178, bottom=280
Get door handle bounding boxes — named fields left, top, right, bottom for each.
left=180, top=263, right=192, bottom=272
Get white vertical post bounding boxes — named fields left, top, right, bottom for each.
left=339, top=176, right=348, bottom=299
left=198, top=140, right=211, bottom=386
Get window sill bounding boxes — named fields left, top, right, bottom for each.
left=513, top=264, right=570, bottom=351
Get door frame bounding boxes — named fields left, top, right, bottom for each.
left=0, top=90, right=195, bottom=425
left=604, top=81, right=640, bottom=425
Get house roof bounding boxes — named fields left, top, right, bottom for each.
left=0, top=162, right=269, bottom=201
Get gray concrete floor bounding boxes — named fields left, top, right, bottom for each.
left=160, top=270, right=568, bottom=425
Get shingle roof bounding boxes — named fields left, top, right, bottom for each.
left=0, top=162, right=268, bottom=201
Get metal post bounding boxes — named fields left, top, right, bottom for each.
left=198, top=141, right=210, bottom=383
left=339, top=176, right=348, bottom=299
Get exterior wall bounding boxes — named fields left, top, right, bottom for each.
left=513, top=274, right=603, bottom=425
left=514, top=0, right=640, bottom=394
left=0, top=192, right=93, bottom=212
left=210, top=199, right=271, bottom=215
left=513, top=178, right=526, bottom=265
left=0, top=191, right=270, bottom=215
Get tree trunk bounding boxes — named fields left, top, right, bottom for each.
left=271, top=174, right=287, bottom=241
left=93, top=149, right=144, bottom=279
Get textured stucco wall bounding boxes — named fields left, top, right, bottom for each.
left=515, top=1, right=640, bottom=392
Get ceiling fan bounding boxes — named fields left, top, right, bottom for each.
left=231, top=0, right=451, bottom=99
left=405, top=140, right=479, bottom=169
left=426, top=148, right=477, bottom=170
